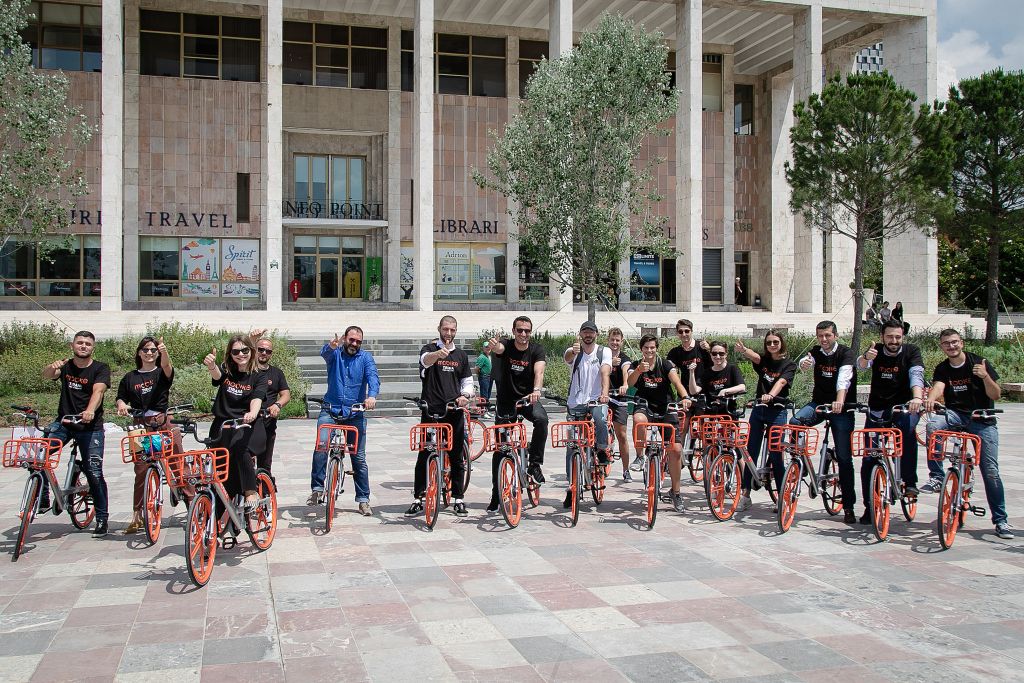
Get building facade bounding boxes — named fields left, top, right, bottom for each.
left=3, top=0, right=938, bottom=314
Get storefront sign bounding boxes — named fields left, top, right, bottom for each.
left=283, top=201, right=383, bottom=220
left=147, top=212, right=232, bottom=228
left=435, top=219, right=500, bottom=235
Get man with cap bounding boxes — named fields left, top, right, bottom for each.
left=562, top=320, right=612, bottom=508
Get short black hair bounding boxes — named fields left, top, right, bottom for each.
left=344, top=325, right=363, bottom=337
left=73, top=330, right=96, bottom=341
left=881, top=320, right=904, bottom=334
left=816, top=320, right=838, bottom=335
left=512, top=315, right=532, bottom=330
left=639, top=334, right=658, bottom=348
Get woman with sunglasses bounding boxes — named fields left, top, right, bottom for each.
left=734, top=331, right=796, bottom=510
left=686, top=341, right=746, bottom=417
left=116, top=335, right=183, bottom=534
left=203, top=335, right=267, bottom=510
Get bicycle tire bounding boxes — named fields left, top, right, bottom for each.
left=765, top=463, right=778, bottom=505
left=702, top=446, right=718, bottom=502
left=937, top=468, right=959, bottom=549
left=469, top=419, right=486, bottom=462
left=646, top=454, right=659, bottom=529
left=185, top=493, right=216, bottom=587
left=425, top=455, right=440, bottom=530
left=142, top=466, right=162, bottom=545
left=569, top=450, right=581, bottom=527
left=591, top=459, right=605, bottom=505
left=248, top=471, right=278, bottom=550
left=707, top=451, right=740, bottom=521
left=820, top=449, right=842, bottom=516
left=498, top=455, right=521, bottom=528
left=525, top=450, right=540, bottom=508
left=688, top=442, right=705, bottom=483
left=870, top=463, right=890, bottom=542
left=901, top=484, right=917, bottom=522
left=14, top=475, right=41, bottom=561
left=777, top=460, right=801, bottom=533
left=324, top=457, right=340, bottom=533
left=915, top=416, right=928, bottom=447
left=442, top=452, right=452, bottom=509
left=67, top=465, right=95, bottom=529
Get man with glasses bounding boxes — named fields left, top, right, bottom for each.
left=657, top=319, right=707, bottom=470
left=922, top=329, right=1010, bottom=539
left=248, top=329, right=292, bottom=478
left=308, top=325, right=380, bottom=516
left=562, top=320, right=612, bottom=508
left=486, top=316, right=548, bottom=511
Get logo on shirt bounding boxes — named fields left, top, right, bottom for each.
left=817, top=363, right=837, bottom=379
left=642, top=374, right=663, bottom=389
left=436, top=359, right=461, bottom=373
left=509, top=359, right=529, bottom=373
left=876, top=364, right=900, bottom=381
left=948, top=377, right=971, bottom=393
left=133, top=378, right=155, bottom=396
left=224, top=379, right=253, bottom=396
left=65, top=373, right=90, bottom=392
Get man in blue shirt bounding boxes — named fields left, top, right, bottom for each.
left=308, top=325, right=381, bottom=516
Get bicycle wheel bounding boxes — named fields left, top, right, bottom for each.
left=442, top=453, right=452, bottom=509
left=425, top=455, right=440, bottom=530
left=777, top=460, right=802, bottom=533
left=937, top=468, right=960, bottom=549
left=324, top=457, right=340, bottom=533
left=688, top=442, right=705, bottom=483
left=820, top=449, right=842, bottom=516
left=915, top=416, right=928, bottom=447
left=14, top=475, right=41, bottom=561
left=498, top=455, right=521, bottom=529
left=469, top=419, right=486, bottom=462
left=764, top=463, right=778, bottom=505
left=569, top=450, right=581, bottom=527
left=870, top=464, right=890, bottom=541
left=901, top=483, right=917, bottom=522
left=707, top=451, right=740, bottom=521
left=185, top=493, right=216, bottom=587
left=525, top=451, right=540, bottom=508
left=646, top=454, right=660, bottom=529
left=248, top=471, right=278, bottom=550
left=142, top=466, right=162, bottom=545
left=591, top=458, right=605, bottom=505
left=67, top=465, right=95, bottom=529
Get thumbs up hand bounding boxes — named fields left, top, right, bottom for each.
left=203, top=346, right=217, bottom=369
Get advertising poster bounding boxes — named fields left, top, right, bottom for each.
left=437, top=247, right=469, bottom=298
left=181, top=238, right=219, bottom=284
left=182, top=282, right=220, bottom=297
left=629, top=253, right=660, bottom=286
left=400, top=246, right=414, bottom=300
left=223, top=283, right=260, bottom=298
left=221, top=239, right=260, bottom=297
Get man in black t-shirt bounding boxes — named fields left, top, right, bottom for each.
left=923, top=329, right=1010, bottom=539
left=665, top=318, right=711, bottom=384
left=485, top=315, right=548, bottom=511
left=249, top=330, right=292, bottom=477
left=41, top=331, right=111, bottom=536
left=855, top=320, right=925, bottom=520
left=407, top=316, right=473, bottom=517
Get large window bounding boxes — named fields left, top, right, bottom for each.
left=21, top=2, right=101, bottom=72
left=436, top=244, right=505, bottom=301
left=519, top=258, right=548, bottom=301
left=664, top=52, right=723, bottom=111
left=0, top=235, right=99, bottom=298
left=702, top=248, right=722, bottom=304
left=400, top=31, right=506, bottom=97
left=290, top=155, right=365, bottom=218
left=518, top=40, right=547, bottom=98
left=735, top=84, right=754, bottom=135
left=140, top=10, right=260, bottom=81
left=283, top=22, right=386, bottom=89
left=140, top=237, right=260, bottom=298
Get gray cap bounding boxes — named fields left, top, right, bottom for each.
left=579, top=320, right=599, bottom=332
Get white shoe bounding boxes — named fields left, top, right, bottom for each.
left=738, top=495, right=752, bottom=511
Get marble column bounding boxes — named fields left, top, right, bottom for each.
left=675, top=0, right=703, bottom=311
left=386, top=18, right=402, bottom=304
left=768, top=73, right=795, bottom=312
left=722, top=51, right=736, bottom=307
left=413, top=0, right=435, bottom=312
left=100, top=0, right=123, bottom=310
left=122, top=0, right=140, bottom=304
left=506, top=36, right=520, bottom=304
left=265, top=0, right=283, bottom=310
left=549, top=0, right=574, bottom=311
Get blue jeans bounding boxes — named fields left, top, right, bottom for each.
left=744, top=405, right=788, bottom=493
left=861, top=408, right=920, bottom=505
left=792, top=404, right=856, bottom=511
left=926, top=410, right=1005, bottom=524
left=311, top=409, right=369, bottom=503
left=565, top=404, right=609, bottom=483
left=478, top=374, right=492, bottom=402
left=46, top=422, right=107, bottom=522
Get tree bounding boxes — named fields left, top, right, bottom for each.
left=474, top=13, right=678, bottom=320
left=0, top=0, right=92, bottom=252
left=786, top=72, right=955, bottom=354
left=941, top=69, right=1024, bottom=343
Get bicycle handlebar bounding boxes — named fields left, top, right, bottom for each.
left=404, top=396, right=463, bottom=420
left=744, top=399, right=794, bottom=410
left=927, top=405, right=1002, bottom=421
left=813, top=402, right=865, bottom=416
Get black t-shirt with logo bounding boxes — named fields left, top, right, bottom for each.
left=495, top=339, right=546, bottom=405
left=867, top=343, right=923, bottom=410
left=753, top=356, right=797, bottom=400
left=933, top=353, right=999, bottom=412
left=56, top=359, right=111, bottom=428
left=667, top=344, right=712, bottom=379
left=699, top=364, right=744, bottom=412
left=117, top=368, right=174, bottom=413
left=419, top=343, right=471, bottom=414
left=634, top=358, right=678, bottom=415
left=212, top=365, right=268, bottom=420
left=810, top=344, right=856, bottom=405
left=260, top=365, right=290, bottom=406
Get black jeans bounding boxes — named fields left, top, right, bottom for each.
left=414, top=408, right=467, bottom=499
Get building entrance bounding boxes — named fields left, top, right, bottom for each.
left=293, top=235, right=365, bottom=302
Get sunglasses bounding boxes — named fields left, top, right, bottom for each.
left=676, top=329, right=692, bottom=335
left=140, top=347, right=159, bottom=354
left=765, top=340, right=781, bottom=346
left=346, top=338, right=363, bottom=345
left=230, top=348, right=251, bottom=356
left=257, top=348, right=273, bottom=355
left=711, top=352, right=727, bottom=357
left=514, top=328, right=532, bottom=334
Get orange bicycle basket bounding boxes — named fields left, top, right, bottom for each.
left=120, top=429, right=175, bottom=464
left=410, top=423, right=452, bottom=452
left=767, top=425, right=819, bottom=457
left=2, top=438, right=63, bottom=471
left=701, top=419, right=749, bottom=448
left=852, top=428, right=903, bottom=458
left=927, top=430, right=981, bottom=464
left=690, top=414, right=731, bottom=439
left=483, top=423, right=527, bottom=452
left=550, top=421, right=595, bottom=448
left=633, top=422, right=676, bottom=448
left=316, top=424, right=360, bottom=453
left=164, top=448, right=230, bottom=487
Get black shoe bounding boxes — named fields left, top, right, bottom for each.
left=453, top=502, right=468, bottom=517
left=597, top=449, right=611, bottom=465
left=487, top=491, right=499, bottom=512
left=528, top=463, right=546, bottom=484
left=37, top=493, right=51, bottom=513
left=904, top=485, right=919, bottom=498
left=405, top=500, right=424, bottom=516
left=843, top=510, right=857, bottom=524
left=92, top=520, right=108, bottom=537
left=859, top=510, right=872, bottom=525
left=563, top=490, right=573, bottom=508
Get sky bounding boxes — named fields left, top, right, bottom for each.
left=937, top=0, right=1024, bottom=95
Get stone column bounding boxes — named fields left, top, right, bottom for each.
left=265, top=0, right=283, bottom=310
left=768, top=73, right=795, bottom=312
left=675, top=0, right=702, bottom=311
left=100, top=0, right=123, bottom=311
left=722, top=51, right=736, bottom=307
left=506, top=36, right=520, bottom=304
left=791, top=3, right=823, bottom=313
left=882, top=15, right=938, bottom=314
left=413, top=0, right=435, bottom=312
left=549, top=0, right=574, bottom=311
left=386, top=18, right=402, bottom=303
left=122, top=0, right=140, bottom=304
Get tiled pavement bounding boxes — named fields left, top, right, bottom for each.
left=2, top=405, right=1024, bottom=682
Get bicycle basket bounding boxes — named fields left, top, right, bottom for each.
left=316, top=424, right=360, bottom=453
left=2, top=438, right=62, bottom=471
left=767, top=425, right=819, bottom=457
left=690, top=414, right=731, bottom=439
left=120, top=429, right=175, bottom=463
left=164, top=448, right=229, bottom=487
left=483, top=423, right=527, bottom=452
left=410, top=423, right=452, bottom=452
left=550, top=421, right=595, bottom=448
left=852, top=428, right=903, bottom=458
left=701, top=419, right=748, bottom=447
left=927, top=430, right=981, bottom=464
left=633, top=422, right=676, bottom=449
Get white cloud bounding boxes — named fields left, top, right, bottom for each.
left=936, top=28, right=1024, bottom=98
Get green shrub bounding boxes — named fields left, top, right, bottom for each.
left=0, top=347, right=66, bottom=395
left=0, top=322, right=67, bottom=356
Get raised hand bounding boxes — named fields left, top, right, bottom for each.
left=571, top=336, right=581, bottom=355
left=864, top=345, right=878, bottom=361
left=203, top=346, right=217, bottom=368
left=329, top=333, right=341, bottom=349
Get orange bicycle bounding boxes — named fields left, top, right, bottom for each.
left=852, top=422, right=909, bottom=542
left=632, top=418, right=675, bottom=529
left=550, top=406, right=598, bottom=528
left=703, top=419, right=750, bottom=521
left=484, top=398, right=539, bottom=529
left=771, top=424, right=822, bottom=532
left=406, top=397, right=462, bottom=530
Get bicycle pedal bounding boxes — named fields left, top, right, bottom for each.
left=971, top=506, right=987, bottom=517
left=221, top=536, right=237, bottom=550
left=345, top=470, right=354, bottom=476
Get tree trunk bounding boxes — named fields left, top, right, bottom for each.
left=587, top=297, right=596, bottom=323
left=985, top=221, right=1000, bottom=344
left=850, top=229, right=867, bottom=356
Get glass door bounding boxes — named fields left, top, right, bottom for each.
left=319, top=257, right=339, bottom=299
left=292, top=234, right=364, bottom=302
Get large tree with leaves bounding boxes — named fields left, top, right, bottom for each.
left=0, top=0, right=92, bottom=251
left=940, top=69, right=1024, bottom=344
left=786, top=72, right=955, bottom=354
left=474, top=13, right=677, bottom=320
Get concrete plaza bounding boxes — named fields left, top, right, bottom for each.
left=1, top=405, right=1023, bottom=682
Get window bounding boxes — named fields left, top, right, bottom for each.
left=702, top=54, right=722, bottom=112
left=236, top=173, right=250, bottom=223
left=702, top=248, right=722, bottom=304
left=140, top=11, right=260, bottom=82
left=734, top=84, right=754, bottom=135
left=518, top=40, right=547, bottom=98
left=140, top=237, right=260, bottom=298
left=290, top=155, right=366, bottom=218
left=519, top=257, right=548, bottom=301
left=0, top=235, right=100, bottom=298
left=436, top=244, right=506, bottom=301
left=139, top=236, right=180, bottom=297
left=400, top=31, right=506, bottom=97
left=21, top=2, right=101, bottom=72
left=283, top=21, right=387, bottom=89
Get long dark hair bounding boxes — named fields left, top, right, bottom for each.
left=225, top=335, right=257, bottom=375
left=763, top=329, right=788, bottom=359
left=135, top=335, right=161, bottom=369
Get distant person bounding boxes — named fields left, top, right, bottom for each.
left=879, top=301, right=892, bottom=323
left=892, top=301, right=904, bottom=323
left=475, top=341, right=493, bottom=404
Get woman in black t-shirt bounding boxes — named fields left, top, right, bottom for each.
left=686, top=341, right=746, bottom=416
left=203, top=335, right=267, bottom=507
left=116, top=336, right=183, bottom=534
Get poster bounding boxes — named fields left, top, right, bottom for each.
left=221, top=239, right=260, bottom=297
left=180, top=238, right=219, bottom=284
left=437, top=247, right=469, bottom=297
left=365, top=257, right=382, bottom=300
left=629, top=253, right=660, bottom=286
left=182, top=282, right=220, bottom=297
left=400, top=246, right=414, bottom=300
left=223, top=283, right=260, bottom=298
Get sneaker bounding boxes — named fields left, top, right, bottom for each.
left=306, top=491, right=322, bottom=506
left=996, top=522, right=1014, bottom=540
left=919, top=478, right=943, bottom=494
left=738, top=495, right=752, bottom=511
left=597, top=449, right=611, bottom=465
left=528, top=463, right=546, bottom=484
left=621, top=470, right=633, bottom=483
left=904, top=485, right=919, bottom=498
left=453, top=501, right=468, bottom=517
left=123, top=517, right=143, bottom=535
left=358, top=502, right=372, bottom=517
left=859, top=510, right=872, bottom=525
left=630, top=455, right=645, bottom=472
left=672, top=492, right=685, bottom=513
left=92, top=520, right=108, bottom=537
left=563, top=490, right=573, bottom=508
left=405, top=500, right=424, bottom=516
left=487, top=491, right=499, bottom=512
left=843, top=510, right=857, bottom=524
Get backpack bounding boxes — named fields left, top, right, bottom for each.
left=571, top=344, right=606, bottom=394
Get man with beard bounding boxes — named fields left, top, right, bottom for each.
left=249, top=329, right=292, bottom=478
left=562, top=320, right=611, bottom=508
